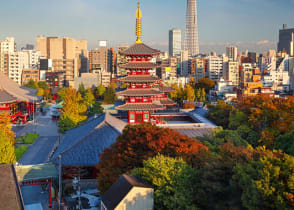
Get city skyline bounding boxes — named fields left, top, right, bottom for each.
left=0, top=0, right=293, bottom=53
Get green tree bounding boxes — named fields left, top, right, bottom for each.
left=88, top=101, right=104, bottom=117
left=57, top=87, right=68, bottom=102
left=200, top=88, right=206, bottom=102
left=274, top=131, right=294, bottom=156
left=195, top=88, right=201, bottom=101
left=25, top=79, right=38, bottom=89
left=78, top=83, right=86, bottom=97
left=169, top=84, right=178, bottom=101
left=207, top=100, right=234, bottom=129
left=102, top=87, right=116, bottom=105
left=232, top=149, right=294, bottom=209
left=96, top=84, right=106, bottom=98
left=0, top=114, right=16, bottom=164
left=120, top=83, right=128, bottom=89
left=132, top=155, right=198, bottom=210
left=37, top=81, right=49, bottom=90
left=84, top=89, right=95, bottom=107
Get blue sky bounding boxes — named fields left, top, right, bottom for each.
left=0, top=0, right=293, bottom=53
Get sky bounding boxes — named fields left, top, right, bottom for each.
left=0, top=0, right=293, bottom=54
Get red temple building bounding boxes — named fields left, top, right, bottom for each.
left=0, top=72, right=42, bottom=124
left=116, top=2, right=176, bottom=124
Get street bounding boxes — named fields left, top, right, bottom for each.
left=13, top=106, right=59, bottom=209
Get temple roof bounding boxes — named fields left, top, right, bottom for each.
left=119, top=62, right=160, bottom=69
left=50, top=114, right=127, bottom=166
left=115, top=103, right=165, bottom=111
left=116, top=88, right=163, bottom=96
left=157, top=86, right=175, bottom=93
left=120, top=43, right=160, bottom=56
left=157, top=99, right=177, bottom=106
left=0, top=72, right=42, bottom=103
left=118, top=75, right=160, bottom=83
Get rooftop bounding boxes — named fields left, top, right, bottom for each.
left=118, top=75, right=160, bottom=83
left=116, top=88, right=163, bottom=96
left=120, top=43, right=160, bottom=56
left=116, top=103, right=165, bottom=111
left=119, top=62, right=160, bottom=69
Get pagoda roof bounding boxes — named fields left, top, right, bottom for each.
left=157, top=86, right=175, bottom=93
left=118, top=75, right=160, bottom=83
left=116, top=88, right=163, bottom=96
left=115, top=103, right=165, bottom=111
left=0, top=72, right=42, bottom=104
left=120, top=43, right=160, bottom=56
left=157, top=99, right=177, bottom=106
left=119, top=62, right=160, bottom=69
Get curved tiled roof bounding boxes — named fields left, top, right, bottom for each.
left=119, top=62, right=160, bottom=69
left=0, top=90, right=17, bottom=104
left=158, top=99, right=177, bottom=106
left=0, top=72, right=42, bottom=103
left=115, top=103, right=165, bottom=111
left=120, top=43, right=160, bottom=55
left=116, top=89, right=163, bottom=96
left=157, top=86, right=175, bottom=93
left=118, top=75, right=160, bottom=83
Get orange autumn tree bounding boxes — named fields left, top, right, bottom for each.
left=0, top=114, right=16, bottom=163
left=96, top=123, right=208, bottom=194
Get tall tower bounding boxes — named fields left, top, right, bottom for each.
left=184, top=0, right=199, bottom=56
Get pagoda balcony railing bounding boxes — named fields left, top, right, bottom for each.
left=128, top=98, right=152, bottom=103
left=128, top=84, right=151, bottom=89
left=129, top=71, right=150, bottom=76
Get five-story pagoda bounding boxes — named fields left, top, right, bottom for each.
left=116, top=2, right=176, bottom=124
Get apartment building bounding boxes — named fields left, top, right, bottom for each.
left=223, top=61, right=239, bottom=86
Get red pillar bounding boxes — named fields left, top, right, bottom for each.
left=48, top=178, right=52, bottom=208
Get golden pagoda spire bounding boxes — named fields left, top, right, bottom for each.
left=136, top=1, right=142, bottom=43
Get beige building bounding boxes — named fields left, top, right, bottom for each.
left=36, top=36, right=88, bottom=86
left=116, top=45, right=130, bottom=76
left=101, top=174, right=154, bottom=210
left=22, top=69, right=39, bottom=85
left=89, top=47, right=108, bottom=73
left=160, top=56, right=177, bottom=81
left=190, top=58, right=206, bottom=81
left=223, top=61, right=239, bottom=86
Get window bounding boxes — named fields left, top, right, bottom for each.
left=130, top=113, right=135, bottom=120
left=144, top=113, right=149, bottom=119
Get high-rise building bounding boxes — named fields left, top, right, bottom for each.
left=116, top=45, right=130, bottom=77
left=169, top=29, right=182, bottom=57
left=184, top=0, right=199, bottom=56
left=278, top=24, right=294, bottom=56
left=36, top=36, right=88, bottom=86
left=226, top=46, right=238, bottom=61
left=223, top=61, right=239, bottom=86
left=88, top=47, right=108, bottom=73
left=180, top=50, right=189, bottom=76
left=0, top=37, right=16, bottom=54
left=208, top=56, right=227, bottom=82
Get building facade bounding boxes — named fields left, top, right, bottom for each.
left=169, top=28, right=182, bottom=57
left=278, top=24, right=294, bottom=56
left=226, top=46, right=238, bottom=61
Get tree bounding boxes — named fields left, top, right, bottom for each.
left=96, top=84, right=106, bottom=98
left=36, top=88, right=44, bottom=97
left=57, top=87, right=68, bottom=102
left=102, top=87, right=116, bottom=105
left=88, top=101, right=104, bottom=117
left=232, top=149, right=294, bottom=209
left=274, top=131, right=294, bottom=156
left=83, top=89, right=95, bottom=107
left=200, top=88, right=206, bottom=102
left=195, top=88, right=201, bottom=102
left=58, top=88, right=87, bottom=133
left=207, top=100, right=234, bottom=129
left=25, top=79, right=38, bottom=89
left=120, top=83, right=128, bottom=89
left=37, top=81, right=49, bottom=90
left=78, top=83, right=86, bottom=97
left=0, top=114, right=16, bottom=164
left=195, top=78, right=215, bottom=93
left=186, top=84, right=195, bottom=102
left=109, top=82, right=118, bottom=90
left=132, top=155, right=198, bottom=210
left=189, top=77, right=196, bottom=87
left=169, top=84, right=178, bottom=101
left=96, top=123, right=207, bottom=193
left=43, top=89, right=51, bottom=100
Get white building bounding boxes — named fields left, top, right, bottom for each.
left=21, top=50, right=41, bottom=68
left=169, top=29, right=182, bottom=57
left=8, top=52, right=29, bottom=84
left=223, top=61, right=239, bottom=86
left=226, top=46, right=238, bottom=61
left=0, top=37, right=16, bottom=53
left=180, top=50, right=189, bottom=76
left=208, top=55, right=227, bottom=82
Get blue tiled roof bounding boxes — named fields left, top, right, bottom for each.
left=50, top=114, right=127, bottom=166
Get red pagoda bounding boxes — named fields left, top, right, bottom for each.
left=116, top=2, right=176, bottom=124
left=0, top=72, right=41, bottom=124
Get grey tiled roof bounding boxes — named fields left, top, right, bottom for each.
left=0, top=72, right=42, bottom=103
left=174, top=127, right=215, bottom=138
left=158, top=99, right=177, bottom=105
left=158, top=86, right=175, bottom=93
left=120, top=43, right=160, bottom=55
left=0, top=90, right=17, bottom=104
left=118, top=75, right=160, bottom=83
left=115, top=103, right=165, bottom=111
left=50, top=114, right=127, bottom=166
left=119, top=62, right=160, bottom=69
left=102, top=174, right=152, bottom=210
left=116, top=89, right=163, bottom=96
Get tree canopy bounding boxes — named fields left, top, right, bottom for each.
left=96, top=123, right=207, bottom=193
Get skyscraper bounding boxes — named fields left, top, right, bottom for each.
left=184, top=0, right=199, bottom=56
left=278, top=24, right=294, bottom=56
left=169, top=28, right=182, bottom=56
left=226, top=46, right=238, bottom=61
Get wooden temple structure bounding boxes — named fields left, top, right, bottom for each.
left=116, top=2, right=176, bottom=124
left=0, top=72, right=42, bottom=124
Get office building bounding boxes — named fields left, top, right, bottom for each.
left=278, top=24, right=294, bottom=56
left=116, top=45, right=129, bottom=76
left=180, top=50, right=189, bottom=76
left=169, top=29, right=182, bottom=56
left=0, top=37, right=16, bottom=54
left=184, top=0, right=199, bottom=56
left=226, top=46, right=238, bottom=61
left=36, top=36, right=88, bottom=86
left=223, top=61, right=239, bottom=86
left=208, top=56, right=226, bottom=82
left=22, top=69, right=39, bottom=85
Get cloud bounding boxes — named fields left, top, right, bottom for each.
left=256, top=40, right=270, bottom=45
left=147, top=41, right=168, bottom=46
